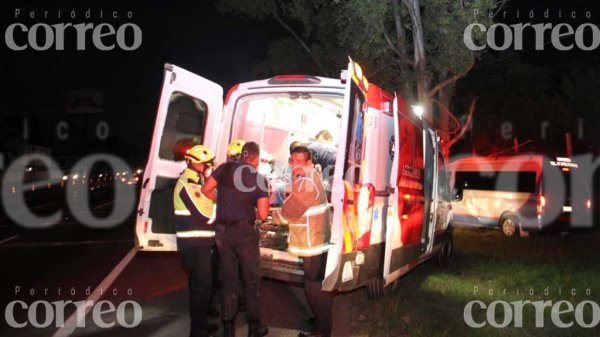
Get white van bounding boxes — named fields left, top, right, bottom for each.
left=135, top=60, right=453, bottom=296
left=448, top=155, right=593, bottom=237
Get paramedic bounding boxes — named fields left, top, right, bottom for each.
left=308, top=130, right=336, bottom=196
left=272, top=146, right=333, bottom=337
left=308, top=130, right=336, bottom=171
left=201, top=141, right=270, bottom=337
left=225, top=138, right=248, bottom=312
left=173, top=145, right=218, bottom=337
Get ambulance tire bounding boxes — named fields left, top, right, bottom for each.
left=436, top=234, right=453, bottom=267
left=500, top=214, right=520, bottom=238
left=366, top=278, right=398, bottom=300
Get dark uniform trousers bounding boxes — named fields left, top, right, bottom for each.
left=303, top=252, right=333, bottom=337
left=180, top=244, right=214, bottom=337
left=215, top=220, right=262, bottom=323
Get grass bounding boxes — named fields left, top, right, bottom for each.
left=351, top=228, right=600, bottom=337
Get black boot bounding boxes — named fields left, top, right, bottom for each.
left=223, top=320, right=235, bottom=337
left=247, top=321, right=268, bottom=337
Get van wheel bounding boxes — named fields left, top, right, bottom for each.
left=437, top=235, right=453, bottom=266
left=500, top=215, right=519, bottom=237
left=366, top=278, right=398, bottom=299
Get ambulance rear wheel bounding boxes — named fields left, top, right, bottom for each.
left=437, top=235, right=453, bottom=267
left=500, top=214, right=520, bottom=237
left=366, top=278, right=398, bottom=299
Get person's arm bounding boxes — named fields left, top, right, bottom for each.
left=201, top=176, right=218, bottom=201
left=272, top=175, right=318, bottom=224
left=256, top=197, right=269, bottom=221
left=179, top=184, right=209, bottom=219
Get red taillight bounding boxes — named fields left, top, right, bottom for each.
left=143, top=221, right=148, bottom=234
left=539, top=195, right=546, bottom=208
left=356, top=183, right=375, bottom=250
left=587, top=199, right=592, bottom=209
left=267, top=75, right=321, bottom=85
left=537, top=195, right=546, bottom=216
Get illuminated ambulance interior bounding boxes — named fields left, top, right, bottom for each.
left=230, top=92, right=343, bottom=255
left=231, top=92, right=343, bottom=182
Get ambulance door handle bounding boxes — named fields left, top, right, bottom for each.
left=143, top=178, right=150, bottom=189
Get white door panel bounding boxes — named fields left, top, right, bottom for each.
left=135, top=64, right=223, bottom=251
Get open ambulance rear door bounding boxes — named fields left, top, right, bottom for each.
left=322, top=59, right=374, bottom=291
left=383, top=95, right=433, bottom=284
left=135, top=64, right=223, bottom=251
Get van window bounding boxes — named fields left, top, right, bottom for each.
left=397, top=118, right=424, bottom=189
left=158, top=92, right=207, bottom=161
left=455, top=171, right=536, bottom=193
left=344, top=81, right=367, bottom=185
left=437, top=152, right=451, bottom=200
left=395, top=117, right=425, bottom=246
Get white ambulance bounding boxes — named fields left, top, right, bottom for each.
left=135, top=60, right=453, bottom=296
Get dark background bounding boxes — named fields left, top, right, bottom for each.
left=1, top=0, right=599, bottom=167
left=0, top=0, right=284, bottom=169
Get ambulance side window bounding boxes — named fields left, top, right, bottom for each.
left=397, top=117, right=424, bottom=189
left=344, top=82, right=366, bottom=185
left=158, top=92, right=207, bottom=161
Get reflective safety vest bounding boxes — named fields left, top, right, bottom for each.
left=273, top=168, right=331, bottom=257
left=173, top=168, right=216, bottom=249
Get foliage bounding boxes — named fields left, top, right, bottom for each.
left=453, top=52, right=600, bottom=155
left=217, top=0, right=495, bottom=96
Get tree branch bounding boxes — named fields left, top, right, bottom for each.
left=446, top=98, right=478, bottom=149
left=432, top=99, right=460, bottom=134
left=391, top=0, right=410, bottom=60
left=428, top=52, right=475, bottom=97
left=367, top=62, right=393, bottom=78
left=381, top=23, right=415, bottom=67
left=270, top=0, right=330, bottom=76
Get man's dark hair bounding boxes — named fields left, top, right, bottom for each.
left=289, top=140, right=304, bottom=154
left=290, top=145, right=312, bottom=162
left=241, top=141, right=260, bottom=162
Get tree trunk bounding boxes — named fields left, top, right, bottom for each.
left=438, top=85, right=452, bottom=159
left=405, top=0, right=431, bottom=123
left=391, top=0, right=412, bottom=99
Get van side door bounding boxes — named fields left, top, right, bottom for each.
left=383, top=95, right=427, bottom=284
left=135, top=64, right=223, bottom=251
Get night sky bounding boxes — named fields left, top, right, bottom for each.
left=1, top=0, right=283, bottom=165
left=1, top=0, right=599, bottom=166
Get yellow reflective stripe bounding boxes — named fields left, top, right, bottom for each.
left=175, top=210, right=191, bottom=216
left=289, top=244, right=330, bottom=256
left=276, top=209, right=289, bottom=224
left=176, top=230, right=215, bottom=238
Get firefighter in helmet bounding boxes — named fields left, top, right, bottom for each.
left=227, top=139, right=246, bottom=161
left=174, top=144, right=218, bottom=337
